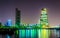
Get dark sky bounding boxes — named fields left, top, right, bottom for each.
left=0, top=0, right=60, bottom=26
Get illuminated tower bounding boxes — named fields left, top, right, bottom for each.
left=40, top=8, right=48, bottom=26
left=15, top=8, right=20, bottom=26
left=38, top=8, right=50, bottom=38
left=15, top=8, right=21, bottom=38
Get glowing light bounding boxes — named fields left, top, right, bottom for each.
left=19, top=30, right=25, bottom=38
left=26, top=29, right=30, bottom=38
left=38, top=29, right=41, bottom=38
left=6, top=34, right=10, bottom=38
left=5, top=19, right=12, bottom=26
left=19, top=30, right=22, bottom=38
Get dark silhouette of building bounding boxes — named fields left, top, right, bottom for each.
left=15, top=8, right=21, bottom=38
left=15, top=8, right=21, bottom=26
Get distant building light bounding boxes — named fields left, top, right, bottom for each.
left=5, top=19, right=12, bottom=26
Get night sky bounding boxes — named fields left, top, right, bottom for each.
left=0, top=0, right=60, bottom=26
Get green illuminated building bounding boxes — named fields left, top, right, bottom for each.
left=15, top=8, right=21, bottom=38
left=15, top=8, right=20, bottom=26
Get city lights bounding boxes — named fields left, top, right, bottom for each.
left=0, top=8, right=60, bottom=38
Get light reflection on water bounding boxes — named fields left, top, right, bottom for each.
left=18, top=29, right=60, bottom=38
left=0, top=29, right=60, bottom=38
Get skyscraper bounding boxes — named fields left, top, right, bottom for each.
left=38, top=8, right=50, bottom=38
left=40, top=8, right=48, bottom=26
left=15, top=8, right=21, bottom=38
left=15, top=8, right=20, bottom=26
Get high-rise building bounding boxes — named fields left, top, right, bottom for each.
left=40, top=8, right=48, bottom=26
left=15, top=8, right=20, bottom=26
left=15, top=8, right=21, bottom=38
left=38, top=8, right=50, bottom=38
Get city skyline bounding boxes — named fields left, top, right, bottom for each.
left=0, top=0, right=60, bottom=26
